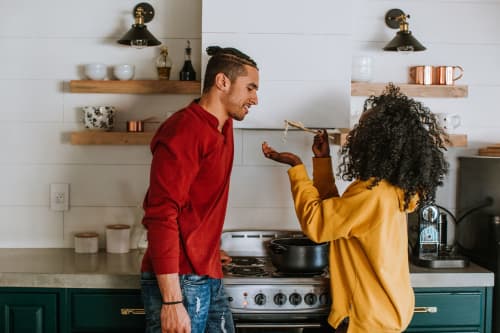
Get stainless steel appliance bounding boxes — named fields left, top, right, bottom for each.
left=456, top=156, right=500, bottom=332
left=221, top=230, right=332, bottom=333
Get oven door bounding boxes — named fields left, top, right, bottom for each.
left=234, top=313, right=332, bottom=333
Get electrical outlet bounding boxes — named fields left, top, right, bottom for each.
left=50, top=183, right=69, bottom=211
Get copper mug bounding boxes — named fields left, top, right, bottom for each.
left=409, top=66, right=434, bottom=85
left=434, top=66, right=463, bottom=85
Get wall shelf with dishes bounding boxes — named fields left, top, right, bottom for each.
left=69, top=80, right=201, bottom=94
left=68, top=79, right=201, bottom=145
left=332, top=131, right=467, bottom=148
left=351, top=82, right=468, bottom=98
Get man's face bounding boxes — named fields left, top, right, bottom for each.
left=225, top=65, right=259, bottom=121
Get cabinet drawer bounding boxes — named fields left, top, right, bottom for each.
left=409, top=291, right=482, bottom=328
left=71, top=290, right=144, bottom=332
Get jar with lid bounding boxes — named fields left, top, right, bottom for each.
left=156, top=46, right=172, bottom=80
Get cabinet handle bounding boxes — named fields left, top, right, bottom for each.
left=121, top=308, right=145, bottom=315
left=414, top=306, right=438, bottom=313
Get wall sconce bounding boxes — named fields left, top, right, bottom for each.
left=383, top=8, right=426, bottom=52
left=118, top=2, right=161, bottom=49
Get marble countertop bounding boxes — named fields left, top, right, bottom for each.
left=0, top=249, right=494, bottom=289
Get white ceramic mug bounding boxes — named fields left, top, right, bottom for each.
left=113, top=64, right=135, bottom=80
left=436, top=113, right=461, bottom=131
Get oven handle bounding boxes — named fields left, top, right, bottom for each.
left=235, top=323, right=323, bottom=328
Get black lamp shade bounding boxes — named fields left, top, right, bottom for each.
left=118, top=24, right=161, bottom=47
left=383, top=31, right=426, bottom=52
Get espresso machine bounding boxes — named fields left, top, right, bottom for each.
left=412, top=202, right=469, bottom=268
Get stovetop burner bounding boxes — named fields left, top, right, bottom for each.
left=230, top=257, right=265, bottom=267
left=228, top=266, right=269, bottom=277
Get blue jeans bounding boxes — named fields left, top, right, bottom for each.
left=141, top=272, right=235, bottom=333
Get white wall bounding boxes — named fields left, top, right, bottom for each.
left=0, top=0, right=499, bottom=248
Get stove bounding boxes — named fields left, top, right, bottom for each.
left=221, top=230, right=331, bottom=332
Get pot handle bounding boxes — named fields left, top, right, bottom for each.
left=269, top=243, right=288, bottom=254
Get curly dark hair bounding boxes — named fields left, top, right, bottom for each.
left=338, top=83, right=449, bottom=209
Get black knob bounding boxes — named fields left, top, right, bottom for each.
left=274, top=293, right=287, bottom=306
left=304, top=293, right=318, bottom=305
left=289, top=293, right=302, bottom=306
left=254, top=293, right=266, bottom=306
left=227, top=296, right=233, bottom=302
left=319, top=293, right=329, bottom=305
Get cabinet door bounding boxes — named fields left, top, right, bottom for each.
left=70, top=289, right=144, bottom=332
left=0, top=292, right=58, bottom=333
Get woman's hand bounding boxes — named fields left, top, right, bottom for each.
left=262, top=142, right=302, bottom=167
left=312, top=129, right=330, bottom=158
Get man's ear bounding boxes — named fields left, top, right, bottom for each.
left=214, top=72, right=230, bottom=91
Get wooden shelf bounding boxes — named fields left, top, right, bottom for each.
left=351, top=82, right=468, bottom=98
left=69, top=80, right=201, bottom=94
left=331, top=132, right=467, bottom=147
left=70, top=131, right=154, bottom=145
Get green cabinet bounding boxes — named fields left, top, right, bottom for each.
left=406, top=287, right=493, bottom=333
left=0, top=286, right=493, bottom=333
left=0, top=288, right=66, bottom=333
left=70, top=289, right=144, bottom=333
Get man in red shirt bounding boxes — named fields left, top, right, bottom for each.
left=140, top=46, right=259, bottom=333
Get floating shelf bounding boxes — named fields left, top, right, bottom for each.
left=70, top=131, right=154, bottom=145
left=331, top=132, right=467, bottom=147
left=69, top=80, right=201, bottom=94
left=351, top=82, right=468, bottom=98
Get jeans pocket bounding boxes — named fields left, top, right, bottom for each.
left=180, top=274, right=210, bottom=286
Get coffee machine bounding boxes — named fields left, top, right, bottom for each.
left=412, top=203, right=469, bottom=268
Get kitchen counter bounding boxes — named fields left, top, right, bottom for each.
left=0, top=248, right=494, bottom=289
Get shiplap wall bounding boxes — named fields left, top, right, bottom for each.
left=0, top=0, right=499, bottom=248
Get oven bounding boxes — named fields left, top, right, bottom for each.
left=221, top=230, right=333, bottom=333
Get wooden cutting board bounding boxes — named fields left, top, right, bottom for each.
left=478, top=144, right=500, bottom=157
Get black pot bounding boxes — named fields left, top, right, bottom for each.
left=268, top=237, right=329, bottom=273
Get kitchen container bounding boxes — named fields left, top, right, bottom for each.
left=74, top=232, right=99, bottom=254
left=82, top=106, right=116, bottom=131
left=84, top=63, right=107, bottom=80
left=126, top=120, right=144, bottom=132
left=268, top=237, right=329, bottom=273
left=113, top=64, right=135, bottom=80
left=351, top=55, right=373, bottom=82
left=434, top=66, right=463, bottom=85
left=106, top=224, right=131, bottom=254
left=409, top=65, right=434, bottom=85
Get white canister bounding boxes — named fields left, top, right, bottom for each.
left=74, top=232, right=99, bottom=254
left=106, top=224, right=131, bottom=253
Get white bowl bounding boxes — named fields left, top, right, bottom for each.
left=113, top=64, right=135, bottom=80
left=82, top=106, right=116, bottom=131
left=84, top=63, right=107, bottom=80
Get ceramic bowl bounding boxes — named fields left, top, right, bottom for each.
left=113, top=64, right=135, bottom=80
left=84, top=63, right=107, bottom=80
left=82, top=106, right=116, bottom=131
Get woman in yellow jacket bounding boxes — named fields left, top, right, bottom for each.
left=262, top=84, right=449, bottom=333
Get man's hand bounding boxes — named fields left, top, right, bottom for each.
left=262, top=142, right=302, bottom=167
left=157, top=274, right=190, bottom=333
left=161, top=303, right=191, bottom=333
left=312, top=129, right=330, bottom=158
left=220, top=249, right=232, bottom=266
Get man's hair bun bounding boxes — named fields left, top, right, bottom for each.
left=206, top=46, right=222, bottom=56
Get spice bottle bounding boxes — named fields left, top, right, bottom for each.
left=179, top=40, right=196, bottom=81
left=156, top=46, right=172, bottom=80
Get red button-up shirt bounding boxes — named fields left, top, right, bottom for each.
left=141, top=101, right=234, bottom=278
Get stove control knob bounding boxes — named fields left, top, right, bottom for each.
left=304, top=293, right=318, bottom=305
left=274, top=293, right=287, bottom=306
left=289, top=293, right=302, bottom=306
left=319, top=292, right=329, bottom=305
left=254, top=293, right=266, bottom=306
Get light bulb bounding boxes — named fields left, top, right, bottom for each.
left=131, top=39, right=148, bottom=49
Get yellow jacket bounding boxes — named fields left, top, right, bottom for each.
left=288, top=158, right=418, bottom=333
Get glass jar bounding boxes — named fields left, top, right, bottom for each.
left=156, top=46, right=172, bottom=80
